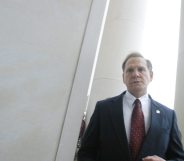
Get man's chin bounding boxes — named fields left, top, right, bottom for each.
left=129, top=86, right=145, bottom=93
left=130, top=84, right=142, bottom=89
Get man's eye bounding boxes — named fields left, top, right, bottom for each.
left=127, top=68, right=134, bottom=73
left=138, top=67, right=145, bottom=72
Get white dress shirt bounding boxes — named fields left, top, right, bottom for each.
left=123, top=91, right=151, bottom=142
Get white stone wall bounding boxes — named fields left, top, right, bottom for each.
left=175, top=0, right=184, bottom=145
left=0, top=0, right=92, bottom=160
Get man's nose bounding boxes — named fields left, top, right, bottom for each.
left=132, top=69, right=140, bottom=77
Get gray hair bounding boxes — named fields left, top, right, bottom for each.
left=122, top=52, right=152, bottom=72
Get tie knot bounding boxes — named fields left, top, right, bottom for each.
left=134, top=99, right=142, bottom=110
left=134, top=99, right=141, bottom=106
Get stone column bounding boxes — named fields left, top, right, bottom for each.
left=174, top=0, right=184, bottom=144
left=86, top=0, right=147, bottom=124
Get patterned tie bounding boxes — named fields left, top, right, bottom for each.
left=129, top=99, right=145, bottom=161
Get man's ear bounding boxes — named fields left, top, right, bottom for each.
left=122, top=73, right=125, bottom=83
left=150, top=71, right=153, bottom=81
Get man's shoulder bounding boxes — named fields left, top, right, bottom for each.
left=94, top=92, right=126, bottom=111
left=97, top=93, right=124, bottom=104
left=150, top=97, right=174, bottom=113
left=93, top=93, right=123, bottom=114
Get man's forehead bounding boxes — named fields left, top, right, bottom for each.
left=125, top=57, right=147, bottom=66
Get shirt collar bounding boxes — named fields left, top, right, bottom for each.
left=124, top=90, right=149, bottom=106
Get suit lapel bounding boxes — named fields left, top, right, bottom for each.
left=139, top=99, right=164, bottom=158
left=109, top=93, right=131, bottom=161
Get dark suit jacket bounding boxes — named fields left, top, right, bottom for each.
left=78, top=92, right=184, bottom=161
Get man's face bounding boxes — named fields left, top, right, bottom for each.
left=123, top=57, right=153, bottom=98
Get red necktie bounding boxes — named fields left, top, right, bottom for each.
left=129, top=99, right=145, bottom=161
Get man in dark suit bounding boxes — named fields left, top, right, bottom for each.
left=77, top=52, right=184, bottom=161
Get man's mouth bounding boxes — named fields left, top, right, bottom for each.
left=132, top=80, right=140, bottom=84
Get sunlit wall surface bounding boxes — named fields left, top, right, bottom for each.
left=142, top=0, right=181, bottom=108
